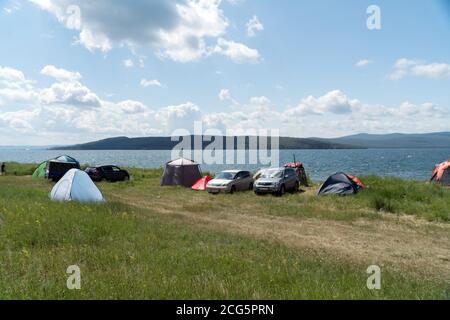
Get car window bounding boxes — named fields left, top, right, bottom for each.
left=112, top=167, right=121, bottom=172
left=102, top=166, right=113, bottom=171
left=261, top=169, right=283, bottom=179
left=234, top=171, right=248, bottom=179
left=243, top=171, right=251, bottom=178
left=216, top=172, right=235, bottom=180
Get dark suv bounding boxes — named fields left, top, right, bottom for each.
left=85, top=165, right=130, bottom=182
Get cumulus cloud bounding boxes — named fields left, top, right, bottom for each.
left=41, top=65, right=81, bottom=82
left=246, top=15, right=264, bottom=37
left=1, top=65, right=449, bottom=144
left=389, top=59, right=450, bottom=80
left=123, top=59, right=134, bottom=68
left=40, top=66, right=100, bottom=108
left=218, top=88, right=239, bottom=106
left=213, top=38, right=261, bottom=63
left=140, top=78, right=164, bottom=88
left=0, top=66, right=37, bottom=104
left=355, top=59, right=372, bottom=67
left=284, top=90, right=361, bottom=117
left=30, top=0, right=260, bottom=63
left=155, top=102, right=202, bottom=133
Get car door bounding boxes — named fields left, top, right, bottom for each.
left=112, top=166, right=124, bottom=181
left=234, top=172, right=245, bottom=190
left=102, top=166, right=114, bottom=181
left=242, top=171, right=252, bottom=189
left=285, top=169, right=295, bottom=189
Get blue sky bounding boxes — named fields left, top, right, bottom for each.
left=1, top=0, right=450, bottom=145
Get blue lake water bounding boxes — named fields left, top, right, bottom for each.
left=1, top=148, right=449, bottom=181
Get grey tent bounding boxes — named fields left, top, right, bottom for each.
left=318, top=172, right=365, bottom=196
left=160, top=158, right=202, bottom=188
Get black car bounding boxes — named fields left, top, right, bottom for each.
left=85, top=165, right=130, bottom=182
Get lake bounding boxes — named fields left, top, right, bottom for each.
left=0, top=148, right=448, bottom=181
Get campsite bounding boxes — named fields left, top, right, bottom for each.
left=0, top=161, right=449, bottom=299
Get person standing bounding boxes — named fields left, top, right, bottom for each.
left=0, top=162, right=5, bottom=175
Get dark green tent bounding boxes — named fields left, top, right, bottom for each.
left=32, top=155, right=80, bottom=179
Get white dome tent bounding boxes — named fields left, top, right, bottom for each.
left=49, top=169, right=105, bottom=203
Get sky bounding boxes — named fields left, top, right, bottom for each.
left=1, top=0, right=450, bottom=145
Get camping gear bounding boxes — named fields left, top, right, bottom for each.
left=284, top=162, right=308, bottom=186
left=430, top=160, right=450, bottom=186
left=32, top=161, right=47, bottom=178
left=318, top=172, right=365, bottom=196
left=33, top=155, right=80, bottom=181
left=192, top=176, right=213, bottom=191
left=49, top=169, right=104, bottom=203
left=160, top=158, right=202, bottom=188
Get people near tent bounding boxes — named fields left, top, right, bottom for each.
left=49, top=169, right=105, bottom=203
left=33, top=155, right=80, bottom=181
left=430, top=160, right=450, bottom=186
left=318, top=172, right=365, bottom=196
left=160, top=158, right=202, bottom=188
left=192, top=176, right=213, bottom=191
left=0, top=162, right=4, bottom=176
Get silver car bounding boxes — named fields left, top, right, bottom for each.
left=207, top=170, right=254, bottom=194
left=254, top=167, right=299, bottom=196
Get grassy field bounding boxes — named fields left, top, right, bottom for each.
left=0, top=163, right=449, bottom=299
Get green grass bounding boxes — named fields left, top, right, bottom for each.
left=2, top=162, right=37, bottom=176
left=0, top=164, right=449, bottom=299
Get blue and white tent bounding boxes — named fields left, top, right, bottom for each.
left=49, top=169, right=105, bottom=203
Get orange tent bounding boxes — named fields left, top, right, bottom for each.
left=192, top=176, right=213, bottom=191
left=347, top=174, right=366, bottom=189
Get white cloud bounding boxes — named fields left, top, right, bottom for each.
left=246, top=15, right=263, bottom=37
left=39, top=81, right=101, bottom=108
left=213, top=38, right=261, bottom=63
left=123, top=59, right=134, bottom=68
left=117, top=100, right=149, bottom=114
left=284, top=90, right=361, bottom=117
left=155, top=102, right=202, bottom=132
left=3, top=0, right=21, bottom=14
left=355, top=59, right=372, bottom=67
left=0, top=66, right=37, bottom=104
left=389, top=59, right=450, bottom=80
left=218, top=88, right=239, bottom=106
left=41, top=65, right=81, bottom=82
left=1, top=65, right=449, bottom=144
left=140, top=78, right=164, bottom=88
left=30, top=0, right=260, bottom=63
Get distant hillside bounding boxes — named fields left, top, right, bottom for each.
left=52, top=136, right=361, bottom=150
left=319, top=132, right=450, bottom=149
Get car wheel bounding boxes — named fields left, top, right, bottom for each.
left=230, top=186, right=236, bottom=194
left=249, top=183, right=254, bottom=190
left=278, top=185, right=285, bottom=196
left=124, top=175, right=130, bottom=181
left=293, top=182, right=299, bottom=193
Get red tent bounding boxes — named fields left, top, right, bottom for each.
left=192, top=176, right=213, bottom=191
left=431, top=160, right=450, bottom=185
